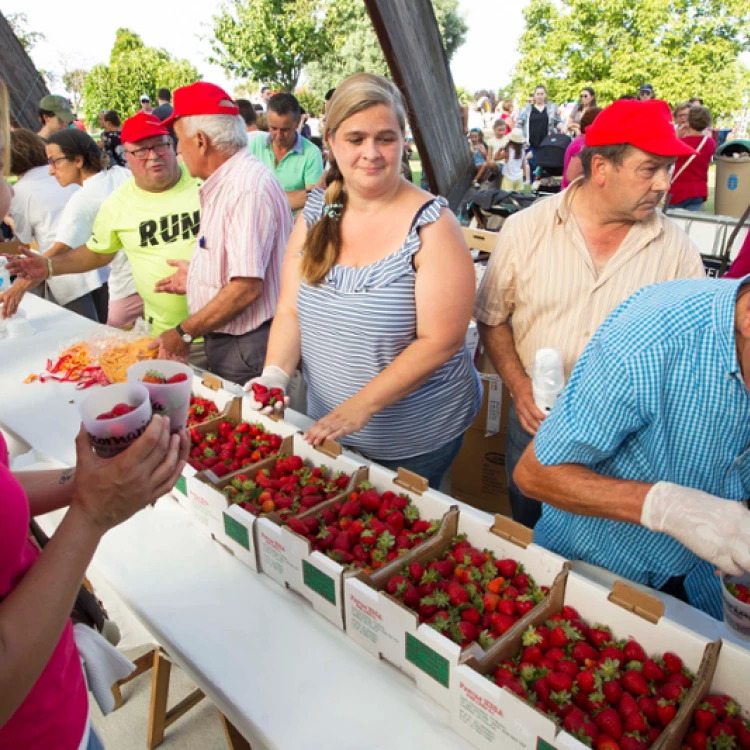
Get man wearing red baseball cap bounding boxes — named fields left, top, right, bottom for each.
left=7, top=111, right=205, bottom=364
left=473, top=98, right=705, bottom=529
left=152, top=82, right=292, bottom=383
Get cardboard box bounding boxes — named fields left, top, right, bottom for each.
left=260, top=464, right=457, bottom=631
left=182, top=398, right=298, bottom=534
left=171, top=374, right=245, bottom=509
left=452, top=573, right=717, bottom=750
left=451, top=373, right=512, bottom=516
left=465, top=321, right=480, bottom=362
left=666, top=638, right=750, bottom=747
left=345, top=512, right=567, bottom=710
left=217, top=436, right=365, bottom=572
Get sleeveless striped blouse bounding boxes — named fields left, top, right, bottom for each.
left=298, top=189, right=482, bottom=461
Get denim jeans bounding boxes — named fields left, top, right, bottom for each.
left=671, top=197, right=704, bottom=212
left=87, top=726, right=105, bottom=750
left=505, top=401, right=543, bottom=529
left=372, top=433, right=464, bottom=490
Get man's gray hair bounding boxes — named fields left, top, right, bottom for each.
left=180, top=112, right=248, bottom=153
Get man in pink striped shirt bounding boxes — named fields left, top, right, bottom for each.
left=154, top=82, right=293, bottom=383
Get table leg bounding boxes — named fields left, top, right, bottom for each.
left=147, top=650, right=171, bottom=749
left=112, top=649, right=157, bottom=711
left=219, top=712, right=252, bottom=750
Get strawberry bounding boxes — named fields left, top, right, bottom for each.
left=622, top=711, right=648, bottom=735
left=545, top=647, right=566, bottom=662
left=516, top=597, right=536, bottom=617
left=490, top=613, right=516, bottom=635
left=359, top=489, right=381, bottom=512
left=622, top=670, right=650, bottom=697
left=600, top=645, right=626, bottom=667
left=547, top=672, right=573, bottom=694
left=589, top=624, right=613, bottom=649
left=447, top=582, right=470, bottom=607
left=386, top=575, right=408, bottom=596
left=521, top=646, right=543, bottom=664
left=572, top=641, right=600, bottom=664
left=402, top=584, right=421, bottom=609
left=666, top=671, right=693, bottom=690
left=452, top=620, right=478, bottom=646
left=497, top=598, right=516, bottom=617
left=595, top=708, right=623, bottom=740
left=561, top=605, right=580, bottom=620
left=549, top=624, right=571, bottom=648
left=166, top=372, right=189, bottom=383
left=575, top=668, right=601, bottom=694
left=142, top=369, right=166, bottom=384
left=461, top=607, right=482, bottom=625
left=641, top=658, right=665, bottom=683
left=595, top=736, right=621, bottom=750
left=495, top=559, right=518, bottom=578
left=623, top=640, right=647, bottom=663
left=658, top=682, right=684, bottom=703
left=693, top=703, right=717, bottom=733
left=656, top=698, right=677, bottom=728
left=557, top=658, right=579, bottom=678
left=648, top=727, right=662, bottom=745
left=661, top=652, right=683, bottom=675
left=684, top=731, right=709, bottom=750
left=619, top=734, right=648, bottom=750
left=603, top=679, right=623, bottom=706
left=637, top=696, right=658, bottom=725
left=619, top=693, right=640, bottom=719
left=533, top=676, right=551, bottom=705
left=432, top=559, right=455, bottom=578
left=710, top=722, right=736, bottom=743
left=408, top=562, right=424, bottom=583
left=483, top=592, right=500, bottom=614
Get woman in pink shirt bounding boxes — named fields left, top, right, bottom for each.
left=0, top=416, right=187, bottom=749
left=561, top=106, right=603, bottom=188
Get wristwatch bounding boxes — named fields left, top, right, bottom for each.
left=176, top=324, right=193, bottom=344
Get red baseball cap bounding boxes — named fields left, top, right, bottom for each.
left=585, top=99, right=696, bottom=157
left=162, top=82, right=239, bottom=127
left=120, top=112, right=169, bottom=145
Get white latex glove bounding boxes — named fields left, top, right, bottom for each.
left=243, top=365, right=291, bottom=414
left=641, top=481, right=750, bottom=575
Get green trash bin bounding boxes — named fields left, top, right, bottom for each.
left=715, top=139, right=750, bottom=218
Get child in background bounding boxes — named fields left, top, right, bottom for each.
left=470, top=128, right=491, bottom=187
left=499, top=128, right=530, bottom=192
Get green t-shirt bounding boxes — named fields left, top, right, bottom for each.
left=248, top=133, right=323, bottom=193
left=88, top=164, right=200, bottom=336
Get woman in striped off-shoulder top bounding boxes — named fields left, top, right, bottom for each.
left=244, top=73, right=481, bottom=488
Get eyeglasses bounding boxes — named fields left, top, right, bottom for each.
left=47, top=156, right=69, bottom=169
left=123, top=139, right=172, bottom=161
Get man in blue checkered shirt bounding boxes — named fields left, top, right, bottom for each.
left=515, top=277, right=750, bottom=619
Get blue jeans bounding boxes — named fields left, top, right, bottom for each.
left=372, top=433, right=464, bottom=490
left=87, top=727, right=105, bottom=750
left=671, top=197, right=704, bottom=211
left=505, top=402, right=543, bottom=529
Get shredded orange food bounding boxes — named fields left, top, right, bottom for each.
left=23, top=374, right=38, bottom=384
left=97, top=337, right=157, bottom=383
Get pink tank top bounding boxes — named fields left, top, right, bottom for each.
left=0, top=436, right=88, bottom=749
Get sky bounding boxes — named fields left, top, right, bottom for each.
left=3, top=0, right=525, bottom=100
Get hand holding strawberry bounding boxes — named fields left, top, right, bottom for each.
left=243, top=366, right=291, bottom=414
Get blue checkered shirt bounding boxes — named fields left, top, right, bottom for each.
left=534, top=277, right=750, bottom=620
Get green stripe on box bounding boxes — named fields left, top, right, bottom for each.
left=223, top=513, right=250, bottom=550
left=175, top=476, right=187, bottom=495
left=302, top=560, right=336, bottom=604
left=537, top=739, right=557, bottom=750
left=405, top=633, right=450, bottom=688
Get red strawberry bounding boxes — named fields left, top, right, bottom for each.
left=648, top=727, right=662, bottom=745
left=637, top=696, right=658, bottom=725
left=622, top=670, right=650, bottom=697
left=549, top=624, right=571, bottom=648
left=408, top=562, right=424, bottom=583
left=490, top=613, right=516, bottom=635
left=495, top=559, right=518, bottom=578
left=512, top=573, right=531, bottom=591
left=166, top=372, right=189, bottom=383
left=386, top=575, right=408, bottom=596
left=693, top=704, right=717, bottom=733
left=596, top=736, right=621, bottom=750
left=667, top=671, right=693, bottom=690
left=641, top=658, right=665, bottom=683
left=432, top=559, right=455, bottom=578
left=561, top=605, right=580, bottom=620
left=589, top=625, right=613, bottom=649
left=603, top=680, right=623, bottom=706
left=533, top=675, right=551, bottom=705
left=619, top=693, right=640, bottom=719
left=516, top=598, right=536, bottom=617
left=684, top=731, right=709, bottom=750
left=595, top=708, right=623, bottom=740
left=572, top=641, right=600, bottom=664
left=447, top=582, right=470, bottom=607
left=402, top=584, right=421, bottom=609
left=600, top=645, right=626, bottom=667
left=547, top=672, right=573, bottom=694
left=619, top=734, right=648, bottom=750
left=545, top=647, right=566, bottom=662
left=557, top=658, right=579, bottom=678
left=461, top=607, right=482, bottom=625
left=710, top=722, right=736, bottom=743
left=623, top=712, right=648, bottom=735
left=521, top=646, right=543, bottom=664
left=497, top=598, right=516, bottom=617
left=656, top=698, right=676, bottom=728
left=658, top=682, right=684, bottom=703
left=661, top=652, right=683, bottom=675
left=575, top=668, right=601, bottom=695
left=623, top=640, right=647, bottom=663
left=452, top=620, right=478, bottom=646
left=359, top=489, right=381, bottom=512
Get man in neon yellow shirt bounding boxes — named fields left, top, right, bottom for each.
left=7, top=113, right=205, bottom=361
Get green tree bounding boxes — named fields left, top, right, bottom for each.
left=207, top=0, right=347, bottom=92
left=303, top=0, right=467, bottom=102
left=83, top=29, right=199, bottom=125
left=455, top=86, right=474, bottom=106
left=513, top=0, right=750, bottom=118
left=62, top=69, right=89, bottom=112
left=6, top=12, right=45, bottom=52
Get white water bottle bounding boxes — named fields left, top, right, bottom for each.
left=532, top=348, right=564, bottom=414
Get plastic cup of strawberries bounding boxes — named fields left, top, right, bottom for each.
left=79, top=382, right=152, bottom=458
left=721, top=573, right=750, bottom=641
left=127, top=360, right=193, bottom=433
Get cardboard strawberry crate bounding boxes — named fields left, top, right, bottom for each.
left=452, top=571, right=718, bottom=750
left=257, top=463, right=458, bottom=631
left=664, top=637, right=749, bottom=750
left=171, top=373, right=240, bottom=509
left=182, top=398, right=298, bottom=533
left=215, top=435, right=366, bottom=572
left=344, top=509, right=567, bottom=710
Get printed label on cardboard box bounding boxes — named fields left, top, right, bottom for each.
left=175, top=476, right=187, bottom=496
left=486, top=379, right=503, bottom=436
left=457, top=680, right=507, bottom=743
left=259, top=529, right=290, bottom=578
left=223, top=513, right=249, bottom=550
left=405, top=632, right=449, bottom=688
left=348, top=593, right=400, bottom=647
left=302, top=560, right=336, bottom=604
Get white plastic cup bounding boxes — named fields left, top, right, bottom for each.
left=127, top=360, right=193, bottom=433
left=721, top=572, right=750, bottom=641
left=532, top=347, right=565, bottom=413
left=79, top=383, right=152, bottom=458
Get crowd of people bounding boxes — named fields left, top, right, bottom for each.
left=466, top=84, right=719, bottom=212
left=1, top=69, right=750, bottom=750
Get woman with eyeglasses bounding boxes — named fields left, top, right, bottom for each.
left=566, top=87, right=597, bottom=137
left=3, top=129, right=105, bottom=321
left=1, top=129, right=143, bottom=325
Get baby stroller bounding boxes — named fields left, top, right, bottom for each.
left=533, top=133, right=571, bottom=194
left=467, top=188, right=540, bottom=231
